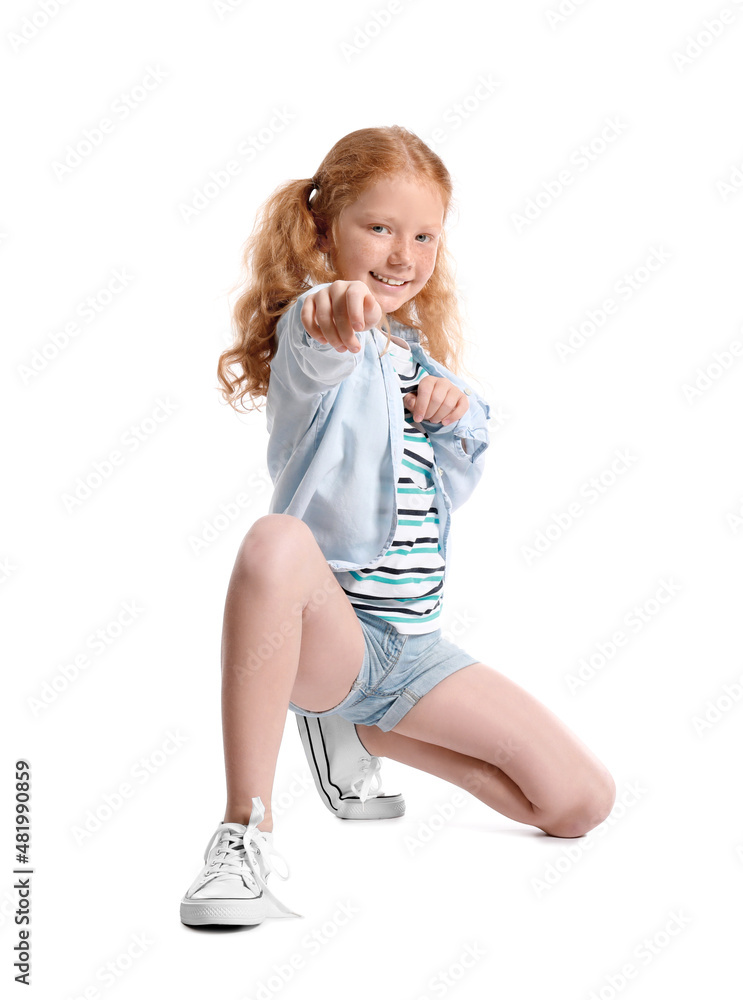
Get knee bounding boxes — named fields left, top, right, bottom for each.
left=236, top=514, right=314, bottom=575
left=540, top=772, right=616, bottom=839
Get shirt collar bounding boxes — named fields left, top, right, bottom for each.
left=389, top=318, right=420, bottom=344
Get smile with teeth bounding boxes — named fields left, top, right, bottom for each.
left=370, top=271, right=409, bottom=286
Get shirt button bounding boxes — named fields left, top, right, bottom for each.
left=437, top=466, right=444, bottom=476
left=464, top=387, right=471, bottom=395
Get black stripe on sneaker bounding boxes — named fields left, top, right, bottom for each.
left=316, top=717, right=366, bottom=803
left=301, top=716, right=341, bottom=813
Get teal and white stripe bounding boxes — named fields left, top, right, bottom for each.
left=334, top=339, right=445, bottom=634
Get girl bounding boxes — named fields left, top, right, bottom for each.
left=180, top=126, right=616, bottom=927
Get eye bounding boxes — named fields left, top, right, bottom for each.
left=370, top=225, right=389, bottom=234
left=416, top=234, right=433, bottom=243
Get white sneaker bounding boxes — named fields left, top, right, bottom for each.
left=180, top=796, right=302, bottom=926
left=296, top=713, right=406, bottom=820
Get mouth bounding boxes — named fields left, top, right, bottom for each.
left=370, top=270, right=410, bottom=288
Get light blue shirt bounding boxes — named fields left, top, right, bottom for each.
left=266, top=282, right=492, bottom=576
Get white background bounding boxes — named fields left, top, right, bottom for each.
left=3, top=0, right=742, bottom=997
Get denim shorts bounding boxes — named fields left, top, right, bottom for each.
left=288, top=607, right=481, bottom=732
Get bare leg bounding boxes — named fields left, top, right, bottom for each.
left=220, top=514, right=366, bottom=832
left=356, top=663, right=616, bottom=839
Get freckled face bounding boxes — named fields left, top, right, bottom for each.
left=326, top=173, right=445, bottom=311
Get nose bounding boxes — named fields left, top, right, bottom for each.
left=387, top=237, right=415, bottom=269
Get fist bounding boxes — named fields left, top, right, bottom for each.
left=301, top=280, right=383, bottom=353
left=403, top=376, right=470, bottom=426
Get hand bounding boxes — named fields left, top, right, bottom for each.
left=403, top=376, right=470, bottom=426
left=301, top=280, right=383, bottom=353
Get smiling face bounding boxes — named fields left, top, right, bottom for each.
left=324, top=172, right=446, bottom=312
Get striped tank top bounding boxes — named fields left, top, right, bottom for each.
left=333, top=337, right=445, bottom=634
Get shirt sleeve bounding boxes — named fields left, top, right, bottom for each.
left=271, top=283, right=365, bottom=397
left=412, top=351, right=492, bottom=511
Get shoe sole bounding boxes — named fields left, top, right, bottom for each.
left=296, top=715, right=406, bottom=820
left=180, top=897, right=266, bottom=926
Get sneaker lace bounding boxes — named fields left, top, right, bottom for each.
left=199, top=797, right=301, bottom=918
left=349, top=754, right=383, bottom=808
